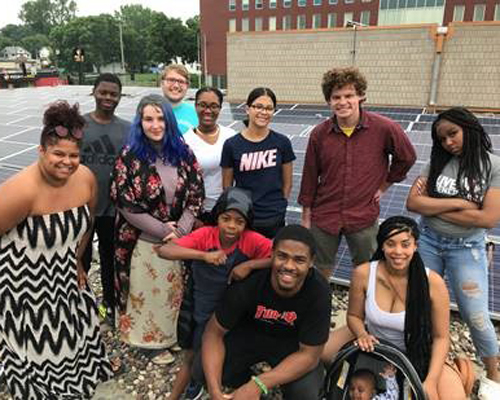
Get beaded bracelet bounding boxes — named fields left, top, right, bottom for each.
left=251, top=375, right=269, bottom=395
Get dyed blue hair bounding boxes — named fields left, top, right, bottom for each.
left=127, top=95, right=191, bottom=166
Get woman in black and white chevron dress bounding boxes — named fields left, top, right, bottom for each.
left=0, top=101, right=112, bottom=399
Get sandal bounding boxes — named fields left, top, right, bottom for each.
left=152, top=350, right=175, bottom=365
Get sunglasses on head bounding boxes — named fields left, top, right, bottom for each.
left=53, top=125, right=83, bottom=139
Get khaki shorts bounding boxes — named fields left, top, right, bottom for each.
left=310, top=221, right=378, bottom=272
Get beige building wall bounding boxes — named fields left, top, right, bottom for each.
left=227, top=25, right=436, bottom=106
left=437, top=22, right=500, bottom=109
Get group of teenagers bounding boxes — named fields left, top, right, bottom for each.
left=0, top=63, right=499, bottom=400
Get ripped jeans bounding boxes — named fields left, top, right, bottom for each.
left=418, top=225, right=499, bottom=358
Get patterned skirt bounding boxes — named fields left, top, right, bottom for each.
left=119, top=238, right=184, bottom=349
left=0, top=206, right=112, bottom=399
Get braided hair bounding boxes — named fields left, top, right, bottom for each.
left=428, top=107, right=492, bottom=204
left=371, top=216, right=432, bottom=381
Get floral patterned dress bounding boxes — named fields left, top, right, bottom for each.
left=111, top=146, right=204, bottom=348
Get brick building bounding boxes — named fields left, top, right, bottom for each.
left=200, top=0, right=500, bottom=87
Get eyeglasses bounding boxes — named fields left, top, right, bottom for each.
left=196, top=102, right=221, bottom=112
left=250, top=104, right=275, bottom=113
left=164, top=77, right=188, bottom=86
left=52, top=125, right=83, bottom=139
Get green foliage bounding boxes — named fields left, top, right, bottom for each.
left=21, top=34, right=50, bottom=58
left=1, top=24, right=33, bottom=43
left=50, top=14, right=121, bottom=72
left=0, top=35, right=14, bottom=51
left=115, top=5, right=160, bottom=72
left=182, top=16, right=200, bottom=64
left=148, top=14, right=187, bottom=65
left=2, top=1, right=199, bottom=74
left=19, top=0, right=77, bottom=36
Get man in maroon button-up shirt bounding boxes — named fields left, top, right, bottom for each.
left=298, top=67, right=416, bottom=280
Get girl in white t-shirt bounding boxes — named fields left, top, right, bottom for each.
left=184, top=87, right=236, bottom=218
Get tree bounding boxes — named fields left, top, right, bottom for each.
left=1, top=24, right=33, bottom=43
left=181, top=16, right=200, bottom=64
left=19, top=0, right=77, bottom=36
left=147, top=14, right=189, bottom=65
left=50, top=14, right=121, bottom=73
left=115, top=5, right=159, bottom=73
left=21, top=34, right=50, bottom=59
left=0, top=35, right=14, bottom=52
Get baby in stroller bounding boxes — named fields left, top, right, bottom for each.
left=349, top=364, right=398, bottom=400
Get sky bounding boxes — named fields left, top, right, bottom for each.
left=0, top=0, right=200, bottom=29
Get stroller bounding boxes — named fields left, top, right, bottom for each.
left=322, top=340, right=426, bottom=400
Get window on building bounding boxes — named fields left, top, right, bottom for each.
left=270, top=0, right=277, bottom=8
left=344, top=11, right=353, bottom=25
left=242, top=0, right=249, bottom=10
left=297, top=14, right=307, bottom=29
left=406, top=0, right=416, bottom=6
left=495, top=3, right=500, bottom=21
left=256, top=0, right=263, bottom=9
left=283, top=14, right=292, bottom=29
left=229, top=18, right=237, bottom=32
left=313, top=14, right=322, bottom=28
left=473, top=3, right=486, bottom=21
left=425, top=0, right=436, bottom=6
left=314, top=0, right=322, bottom=5
left=452, top=5, right=465, bottom=21
left=255, top=17, right=263, bottom=31
left=242, top=18, right=250, bottom=31
left=283, top=0, right=292, bottom=7
left=329, top=0, right=338, bottom=4
left=269, top=16, right=277, bottom=30
left=361, top=0, right=372, bottom=2
left=328, top=13, right=337, bottom=27
left=360, top=10, right=370, bottom=25
left=344, top=0, right=354, bottom=4
left=298, top=0, right=307, bottom=6
left=229, top=0, right=236, bottom=11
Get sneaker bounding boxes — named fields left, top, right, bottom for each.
left=478, top=376, right=500, bottom=400
left=183, top=381, right=204, bottom=400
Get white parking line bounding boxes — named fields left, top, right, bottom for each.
left=0, top=144, right=38, bottom=162
left=0, top=127, right=33, bottom=141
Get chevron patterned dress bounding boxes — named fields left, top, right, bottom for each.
left=0, top=205, right=113, bottom=399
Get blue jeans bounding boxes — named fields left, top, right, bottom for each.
left=418, top=224, right=499, bottom=358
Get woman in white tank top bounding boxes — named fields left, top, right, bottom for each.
left=322, top=216, right=465, bottom=400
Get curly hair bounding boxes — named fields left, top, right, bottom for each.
left=321, top=67, right=367, bottom=102
left=40, top=101, right=86, bottom=147
left=371, top=216, right=432, bottom=382
left=428, top=107, right=492, bottom=204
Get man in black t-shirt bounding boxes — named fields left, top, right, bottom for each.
left=194, top=225, right=331, bottom=400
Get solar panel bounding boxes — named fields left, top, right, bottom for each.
left=0, top=87, right=499, bottom=318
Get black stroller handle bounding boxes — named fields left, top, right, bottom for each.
left=322, top=340, right=427, bottom=400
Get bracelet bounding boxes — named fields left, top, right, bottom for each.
left=251, top=375, right=269, bottom=395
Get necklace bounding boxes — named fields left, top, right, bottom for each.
left=195, top=125, right=219, bottom=145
